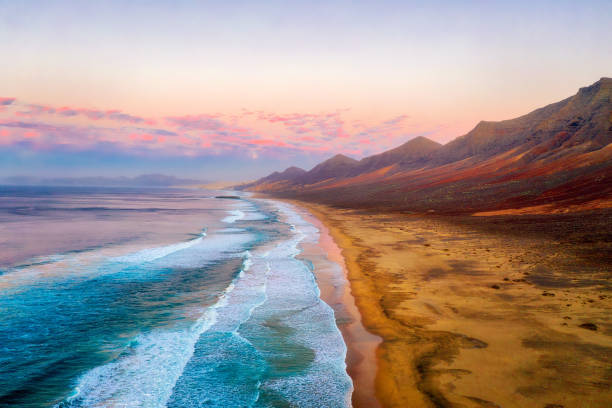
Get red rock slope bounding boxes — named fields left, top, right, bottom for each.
left=241, top=78, right=612, bottom=214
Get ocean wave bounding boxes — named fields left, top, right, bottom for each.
left=57, top=252, right=254, bottom=408
left=168, top=200, right=352, bottom=407
left=222, top=210, right=245, bottom=223
left=54, top=199, right=351, bottom=408
left=112, top=230, right=207, bottom=264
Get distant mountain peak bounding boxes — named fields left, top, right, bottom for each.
left=312, top=153, right=357, bottom=170
left=325, top=153, right=357, bottom=164
left=249, top=166, right=306, bottom=185
left=578, top=77, right=612, bottom=96
left=285, top=166, right=306, bottom=172
left=411, top=135, right=436, bottom=142
left=352, top=136, right=441, bottom=173
left=397, top=136, right=442, bottom=150
left=277, top=166, right=307, bottom=178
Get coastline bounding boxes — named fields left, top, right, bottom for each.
left=289, top=202, right=382, bottom=408
left=289, top=201, right=421, bottom=408
left=286, top=200, right=612, bottom=408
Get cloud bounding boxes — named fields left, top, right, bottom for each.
left=129, top=133, right=156, bottom=142
left=1, top=97, right=420, bottom=160
left=246, top=139, right=290, bottom=147
left=23, top=130, right=39, bottom=138
left=0, top=97, right=16, bottom=106
left=382, top=114, right=409, bottom=126
left=165, top=114, right=225, bottom=131
left=254, top=111, right=353, bottom=142
left=15, top=103, right=153, bottom=124
left=0, top=120, right=65, bottom=132
left=145, top=128, right=178, bottom=137
left=104, top=110, right=153, bottom=124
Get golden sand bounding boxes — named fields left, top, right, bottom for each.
left=295, top=202, right=612, bottom=408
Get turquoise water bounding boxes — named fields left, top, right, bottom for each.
left=0, top=187, right=352, bottom=407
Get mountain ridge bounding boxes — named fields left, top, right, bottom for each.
left=240, top=78, right=612, bottom=214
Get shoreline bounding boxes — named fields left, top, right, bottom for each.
left=288, top=202, right=382, bottom=408
left=287, top=201, right=612, bottom=408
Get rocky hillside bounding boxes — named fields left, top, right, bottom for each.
left=240, top=78, right=612, bottom=214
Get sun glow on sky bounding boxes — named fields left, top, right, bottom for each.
left=1, top=0, right=611, bottom=180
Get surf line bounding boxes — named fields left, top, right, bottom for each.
left=222, top=210, right=245, bottom=223
left=279, top=200, right=383, bottom=408
left=61, top=250, right=254, bottom=408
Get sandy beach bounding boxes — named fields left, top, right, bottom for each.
left=294, top=202, right=612, bottom=408
left=291, top=204, right=382, bottom=408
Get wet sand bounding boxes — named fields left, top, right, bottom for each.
left=292, top=205, right=382, bottom=408
left=293, top=202, right=612, bottom=408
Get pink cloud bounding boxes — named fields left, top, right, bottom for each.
left=0, top=97, right=16, bottom=106
left=23, top=130, right=39, bottom=138
left=166, top=114, right=224, bottom=130
left=13, top=103, right=153, bottom=124
left=383, top=115, right=409, bottom=126
left=129, top=133, right=156, bottom=142
left=178, top=136, right=196, bottom=145
left=299, top=136, right=317, bottom=142
left=247, top=139, right=290, bottom=147
left=1, top=97, right=417, bottom=159
left=15, top=104, right=56, bottom=117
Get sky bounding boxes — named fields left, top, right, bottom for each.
left=1, top=0, right=611, bottom=181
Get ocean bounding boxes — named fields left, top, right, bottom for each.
left=0, top=186, right=352, bottom=407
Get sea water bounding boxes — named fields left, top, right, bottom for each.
left=0, top=186, right=352, bottom=407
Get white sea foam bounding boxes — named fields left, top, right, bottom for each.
left=219, top=227, right=246, bottom=233
left=59, top=252, right=253, bottom=408
left=112, top=230, right=206, bottom=264
left=254, top=201, right=353, bottom=407
left=169, top=199, right=352, bottom=407
left=222, top=210, right=245, bottom=223
left=58, top=198, right=352, bottom=408
left=240, top=210, right=268, bottom=221
left=0, top=230, right=216, bottom=290
left=222, top=199, right=268, bottom=223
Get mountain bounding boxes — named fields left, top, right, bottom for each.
left=242, top=78, right=612, bottom=214
left=431, top=78, right=611, bottom=165
left=239, top=137, right=442, bottom=192
left=2, top=174, right=206, bottom=187
left=257, top=166, right=306, bottom=183
left=238, top=166, right=306, bottom=191
left=351, top=136, right=441, bottom=174
left=298, top=154, right=359, bottom=184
